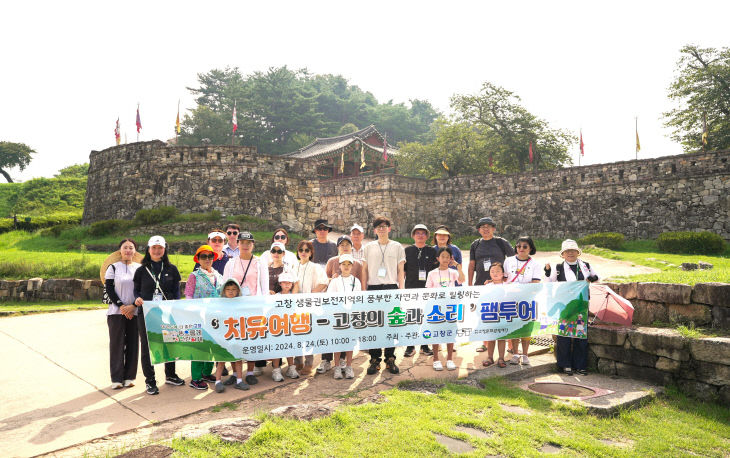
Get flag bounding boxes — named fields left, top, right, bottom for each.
left=442, top=160, right=449, bottom=171
left=529, top=141, right=534, bottom=163
left=702, top=112, right=708, bottom=146
left=635, top=120, right=640, bottom=153
left=360, top=142, right=366, bottom=169
left=136, top=105, right=142, bottom=133
left=580, top=130, right=584, bottom=156
left=340, top=151, right=345, bottom=173
left=176, top=101, right=180, bottom=134
left=114, top=118, right=120, bottom=145
left=382, top=134, right=388, bottom=161
left=232, top=102, right=238, bottom=133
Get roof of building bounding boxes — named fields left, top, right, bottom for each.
left=285, top=125, right=398, bottom=160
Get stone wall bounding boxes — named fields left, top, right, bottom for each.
left=0, top=278, right=104, bottom=302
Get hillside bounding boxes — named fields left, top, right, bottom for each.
left=0, top=177, right=86, bottom=216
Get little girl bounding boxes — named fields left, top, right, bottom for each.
left=214, top=279, right=253, bottom=392
left=425, top=247, right=465, bottom=371
left=272, top=272, right=299, bottom=381
left=482, top=262, right=508, bottom=368
left=326, top=254, right=360, bottom=380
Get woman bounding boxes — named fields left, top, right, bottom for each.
left=431, top=225, right=463, bottom=275
left=292, top=240, right=328, bottom=375
left=503, top=236, right=542, bottom=365
left=194, top=229, right=229, bottom=275
left=132, top=235, right=184, bottom=395
left=222, top=231, right=268, bottom=297
left=105, top=239, right=141, bottom=389
left=266, top=242, right=299, bottom=295
left=259, top=227, right=298, bottom=270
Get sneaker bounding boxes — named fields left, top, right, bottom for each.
left=344, top=366, right=355, bottom=379
left=421, top=345, right=433, bottom=356
left=123, top=379, right=135, bottom=388
left=339, top=359, right=347, bottom=368
left=189, top=379, right=208, bottom=390
left=433, top=361, right=444, bottom=371
left=252, top=366, right=263, bottom=376
left=521, top=355, right=530, bottom=365
left=215, top=382, right=225, bottom=393
left=272, top=368, right=284, bottom=382
left=576, top=369, right=588, bottom=376
left=285, top=365, right=300, bottom=379
left=367, top=360, right=380, bottom=375
left=166, top=375, right=185, bottom=386
left=333, top=367, right=343, bottom=379
left=317, top=360, right=331, bottom=374
left=446, top=360, right=457, bottom=371
left=245, top=375, right=259, bottom=385
left=234, top=381, right=250, bottom=391
left=111, top=382, right=123, bottom=389
left=404, top=346, right=415, bottom=357
left=201, top=374, right=217, bottom=383
left=222, top=366, right=229, bottom=376
left=145, top=382, right=159, bottom=395
left=224, top=375, right=237, bottom=386
left=509, top=355, right=521, bottom=365
left=564, top=367, right=573, bottom=375
left=385, top=357, right=400, bottom=374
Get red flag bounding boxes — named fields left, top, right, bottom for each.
left=136, top=105, right=142, bottom=133
left=114, top=118, right=120, bottom=145
left=529, top=141, right=533, bottom=163
left=580, top=130, right=585, bottom=156
left=232, top=102, right=238, bottom=133
left=382, top=134, right=388, bottom=161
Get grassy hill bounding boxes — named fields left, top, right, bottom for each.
left=0, top=177, right=86, bottom=216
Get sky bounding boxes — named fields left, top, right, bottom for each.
left=2, top=0, right=728, bottom=181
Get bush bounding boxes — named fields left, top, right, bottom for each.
left=89, top=219, right=133, bottom=237
left=134, top=206, right=178, bottom=225
left=0, top=212, right=82, bottom=234
left=657, top=231, right=726, bottom=255
left=40, top=223, right=76, bottom=237
left=579, top=232, right=625, bottom=250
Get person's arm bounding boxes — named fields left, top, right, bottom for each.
left=357, top=262, right=367, bottom=290
left=425, top=271, right=435, bottom=289
left=397, top=260, right=405, bottom=289
left=258, top=261, right=269, bottom=296
left=133, top=268, right=144, bottom=306
left=184, top=273, right=196, bottom=299
left=468, top=242, right=476, bottom=286
left=361, top=260, right=368, bottom=289
left=170, top=266, right=181, bottom=300
left=468, top=259, right=475, bottom=286
left=292, top=281, right=300, bottom=294
left=456, top=263, right=466, bottom=284
left=312, top=265, right=329, bottom=292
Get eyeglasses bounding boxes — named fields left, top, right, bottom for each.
left=198, top=253, right=214, bottom=260
left=375, top=225, right=389, bottom=229
left=271, top=249, right=284, bottom=254
left=315, top=227, right=328, bottom=231
left=516, top=245, right=530, bottom=249
left=210, top=238, right=224, bottom=243
left=298, top=248, right=311, bottom=253
left=274, top=235, right=287, bottom=240
left=227, top=231, right=239, bottom=236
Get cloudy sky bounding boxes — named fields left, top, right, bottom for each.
left=1, top=0, right=727, bottom=181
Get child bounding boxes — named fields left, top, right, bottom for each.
left=326, top=254, right=361, bottom=379
left=482, top=262, right=508, bottom=368
left=214, top=279, right=254, bottom=392
left=545, top=239, right=598, bottom=376
left=272, top=272, right=299, bottom=381
left=184, top=245, right=224, bottom=391
left=425, top=247, right=465, bottom=371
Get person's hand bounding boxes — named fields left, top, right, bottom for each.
left=455, top=262, right=463, bottom=271
left=269, top=290, right=276, bottom=295
left=134, top=297, right=144, bottom=307
left=543, top=264, right=551, bottom=276
left=449, top=259, right=457, bottom=268
left=331, top=273, right=340, bottom=279
left=121, top=304, right=135, bottom=319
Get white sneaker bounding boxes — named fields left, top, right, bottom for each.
left=433, top=361, right=444, bottom=371
left=317, top=360, right=331, bottom=374
left=285, top=365, right=300, bottom=379
left=521, top=355, right=530, bottom=365
left=272, top=368, right=284, bottom=382
left=446, top=360, right=457, bottom=371
left=339, top=359, right=347, bottom=368
left=344, top=366, right=355, bottom=379
left=333, top=367, right=343, bottom=379
left=510, top=354, right=521, bottom=365
left=111, top=382, right=123, bottom=389
left=253, top=366, right=263, bottom=376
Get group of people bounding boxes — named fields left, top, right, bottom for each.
left=104, top=215, right=598, bottom=396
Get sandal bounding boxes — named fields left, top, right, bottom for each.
left=476, top=345, right=488, bottom=353
left=497, top=359, right=507, bottom=368
left=482, top=358, right=495, bottom=367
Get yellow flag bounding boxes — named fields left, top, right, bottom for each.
left=340, top=151, right=345, bottom=173
left=176, top=100, right=181, bottom=134
left=360, top=142, right=366, bottom=169
left=702, top=113, right=708, bottom=146
left=635, top=130, right=640, bottom=153
left=442, top=160, right=449, bottom=171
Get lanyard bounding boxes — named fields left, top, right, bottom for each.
left=237, top=257, right=253, bottom=284
left=145, top=263, right=167, bottom=300
left=438, top=268, right=450, bottom=287
left=509, top=258, right=531, bottom=283
left=378, top=242, right=389, bottom=268
left=341, top=275, right=356, bottom=291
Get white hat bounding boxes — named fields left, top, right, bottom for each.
left=270, top=242, right=286, bottom=252
left=278, top=271, right=295, bottom=283
left=350, top=223, right=364, bottom=233
left=208, top=231, right=226, bottom=240
left=411, top=224, right=429, bottom=237
left=560, top=239, right=582, bottom=256
left=148, top=235, right=166, bottom=247
left=338, top=254, right=354, bottom=264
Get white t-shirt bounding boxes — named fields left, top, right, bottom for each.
left=326, top=275, right=362, bottom=293
left=363, top=240, right=405, bottom=286
left=425, top=267, right=461, bottom=288
left=105, top=261, right=141, bottom=315
left=504, top=256, right=542, bottom=284
left=294, top=261, right=329, bottom=293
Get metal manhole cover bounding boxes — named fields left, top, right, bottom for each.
left=528, top=382, right=596, bottom=397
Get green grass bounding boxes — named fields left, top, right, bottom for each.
left=212, top=402, right=239, bottom=413
left=0, top=176, right=86, bottom=216
left=0, top=299, right=105, bottom=316
left=650, top=321, right=730, bottom=339
left=168, top=378, right=729, bottom=457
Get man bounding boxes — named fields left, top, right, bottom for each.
left=361, top=216, right=405, bottom=375
left=222, top=223, right=240, bottom=258
left=310, top=219, right=337, bottom=267
left=403, top=224, right=438, bottom=357
left=467, top=217, right=515, bottom=286
left=350, top=224, right=365, bottom=261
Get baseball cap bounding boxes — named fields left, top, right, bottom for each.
left=337, top=235, right=352, bottom=246
left=278, top=271, right=295, bottom=283
left=476, top=217, right=496, bottom=229
left=411, top=224, right=429, bottom=236
left=338, top=254, right=354, bottom=264
left=350, top=224, right=364, bottom=233
left=237, top=231, right=255, bottom=241
left=148, top=235, right=166, bottom=247
left=270, top=242, right=286, bottom=252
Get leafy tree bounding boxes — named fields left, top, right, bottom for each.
left=0, top=141, right=35, bottom=183
left=55, top=163, right=89, bottom=178
left=663, top=45, right=730, bottom=152
left=338, top=123, right=359, bottom=135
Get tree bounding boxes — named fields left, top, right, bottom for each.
left=0, top=141, right=35, bottom=183
left=663, top=45, right=730, bottom=153
left=54, top=163, right=89, bottom=178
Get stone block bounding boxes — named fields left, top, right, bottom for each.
left=637, top=282, right=691, bottom=304
left=587, top=325, right=628, bottom=346
left=692, top=283, right=730, bottom=308
left=720, top=385, right=730, bottom=406
left=677, top=380, right=719, bottom=402
left=712, top=306, right=730, bottom=329
left=87, top=285, right=103, bottom=300
left=618, top=282, right=638, bottom=300
left=628, top=327, right=690, bottom=361
left=632, top=300, right=668, bottom=325
left=591, top=344, right=658, bottom=368
left=615, top=362, right=671, bottom=385
left=690, top=338, right=730, bottom=366
left=27, top=278, right=43, bottom=292
left=694, top=361, right=730, bottom=386
left=655, top=357, right=681, bottom=372
left=667, top=304, right=712, bottom=325
left=597, top=358, right=617, bottom=375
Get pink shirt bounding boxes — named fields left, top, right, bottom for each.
left=425, top=268, right=460, bottom=288
left=223, top=256, right=266, bottom=296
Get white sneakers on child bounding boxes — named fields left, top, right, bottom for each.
left=510, top=354, right=521, bottom=365
left=317, top=360, right=331, bottom=374
left=521, top=355, right=530, bottom=365
left=446, top=360, right=457, bottom=371
left=344, top=366, right=354, bottom=379
left=433, top=361, right=444, bottom=371
left=285, top=365, right=300, bottom=379
left=272, top=368, right=284, bottom=382
left=333, top=367, right=343, bottom=379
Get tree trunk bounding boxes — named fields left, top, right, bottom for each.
left=0, top=168, right=13, bottom=183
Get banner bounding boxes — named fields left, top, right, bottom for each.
left=143, top=281, right=589, bottom=363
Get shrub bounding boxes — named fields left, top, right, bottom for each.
left=0, top=212, right=82, bottom=234
left=89, top=219, right=133, bottom=237
left=579, top=232, right=625, bottom=250
left=657, top=231, right=726, bottom=255
left=40, top=223, right=75, bottom=237
left=134, top=206, right=178, bottom=225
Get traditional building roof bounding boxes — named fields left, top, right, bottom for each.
left=285, top=125, right=398, bottom=160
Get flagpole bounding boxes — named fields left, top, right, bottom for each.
left=578, top=128, right=581, bottom=167
left=635, top=116, right=638, bottom=160
left=176, top=99, right=180, bottom=145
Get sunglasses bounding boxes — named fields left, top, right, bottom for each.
left=271, top=249, right=284, bottom=254
left=516, top=244, right=530, bottom=249
left=227, top=231, right=239, bottom=236
left=210, top=238, right=224, bottom=243
left=198, top=253, right=215, bottom=260
left=274, top=234, right=287, bottom=240
left=315, top=227, right=328, bottom=231
left=298, top=248, right=311, bottom=253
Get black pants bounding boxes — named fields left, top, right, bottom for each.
left=322, top=352, right=347, bottom=362
left=107, top=314, right=139, bottom=383
left=367, top=284, right=398, bottom=363
left=137, top=306, right=176, bottom=384
left=555, top=335, right=588, bottom=370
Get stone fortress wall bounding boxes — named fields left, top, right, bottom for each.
left=85, top=141, right=730, bottom=240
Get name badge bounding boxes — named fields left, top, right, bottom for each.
left=377, top=267, right=387, bottom=278
left=152, top=293, right=163, bottom=302
left=240, top=286, right=251, bottom=296
left=483, top=260, right=491, bottom=272
left=418, top=269, right=427, bottom=281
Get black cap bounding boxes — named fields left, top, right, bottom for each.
left=476, top=217, right=496, bottom=229
left=336, top=235, right=352, bottom=246
left=237, top=231, right=255, bottom=241
left=312, top=219, right=332, bottom=233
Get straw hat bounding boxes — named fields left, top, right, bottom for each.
left=100, top=250, right=144, bottom=282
